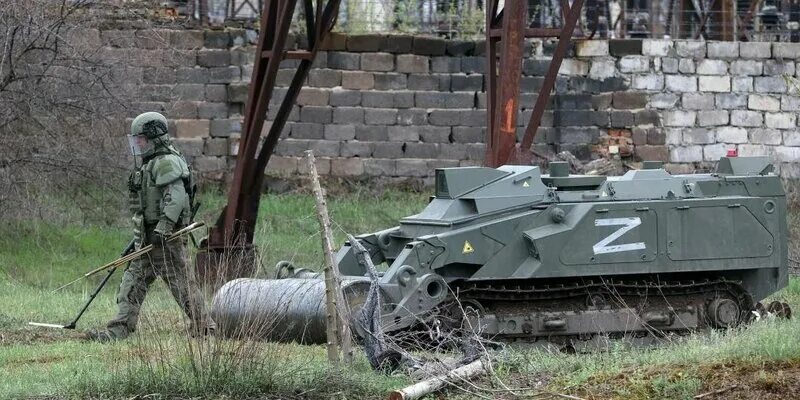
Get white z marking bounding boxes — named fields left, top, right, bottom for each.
left=593, top=217, right=646, bottom=255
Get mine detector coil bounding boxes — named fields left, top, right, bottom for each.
left=211, top=156, right=791, bottom=347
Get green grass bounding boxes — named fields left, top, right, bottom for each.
left=0, top=187, right=427, bottom=399
left=2, top=186, right=800, bottom=399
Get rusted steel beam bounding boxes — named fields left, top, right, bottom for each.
left=484, top=0, right=499, bottom=167
left=516, top=0, right=586, bottom=163
left=206, top=0, right=341, bottom=269
left=485, top=0, right=527, bottom=167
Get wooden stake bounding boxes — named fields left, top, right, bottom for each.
left=305, top=150, right=352, bottom=364
left=388, top=359, right=488, bottom=400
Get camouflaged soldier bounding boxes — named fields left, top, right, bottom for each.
left=86, top=112, right=216, bottom=342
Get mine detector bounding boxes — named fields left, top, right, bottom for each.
left=200, top=0, right=791, bottom=345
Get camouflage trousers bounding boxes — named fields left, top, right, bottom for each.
left=106, top=230, right=216, bottom=339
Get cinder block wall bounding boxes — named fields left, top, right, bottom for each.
left=99, top=28, right=800, bottom=179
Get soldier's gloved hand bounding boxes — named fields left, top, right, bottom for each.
left=152, top=219, right=174, bottom=246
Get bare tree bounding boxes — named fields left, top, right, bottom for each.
left=0, top=0, right=132, bottom=222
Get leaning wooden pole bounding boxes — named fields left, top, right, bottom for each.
left=388, top=359, right=489, bottom=400
left=305, top=150, right=352, bottom=364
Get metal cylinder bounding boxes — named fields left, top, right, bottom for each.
left=211, top=277, right=368, bottom=344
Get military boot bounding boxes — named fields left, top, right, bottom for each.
left=84, top=328, right=117, bottom=343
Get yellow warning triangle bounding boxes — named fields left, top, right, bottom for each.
left=522, top=181, right=530, bottom=187
left=462, top=240, right=474, bottom=254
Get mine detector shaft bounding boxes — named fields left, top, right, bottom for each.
left=197, top=0, right=588, bottom=278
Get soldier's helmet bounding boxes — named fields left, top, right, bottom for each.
left=128, top=112, right=169, bottom=157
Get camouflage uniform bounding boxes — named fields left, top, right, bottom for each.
left=88, top=112, right=215, bottom=342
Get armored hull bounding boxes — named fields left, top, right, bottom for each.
left=212, top=156, right=789, bottom=345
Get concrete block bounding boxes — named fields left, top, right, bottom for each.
left=617, top=56, right=649, bottom=73
left=341, top=71, right=374, bottom=89
left=198, top=102, right=229, bottom=119
left=683, top=128, right=716, bottom=144
left=575, top=40, right=609, bottom=57
left=197, top=49, right=230, bottom=67
left=308, top=69, right=342, bottom=87
left=431, top=57, right=461, bottom=73
left=324, top=125, right=356, bottom=140
left=332, top=107, right=364, bottom=124
left=364, top=108, right=398, bottom=125
left=290, top=122, right=324, bottom=139
left=397, top=54, right=430, bottom=73
left=765, top=112, right=796, bottom=129
left=731, top=110, right=763, bottom=127
left=671, top=145, right=704, bottom=162
left=308, top=140, right=341, bottom=157
left=412, top=36, right=446, bottom=55
left=209, top=119, right=241, bottom=137
left=265, top=156, right=299, bottom=175
left=397, top=109, right=428, bottom=125
left=361, top=53, right=394, bottom=71
left=446, top=40, right=475, bottom=56
left=707, top=42, right=738, bottom=59
left=634, top=110, right=660, bottom=126
left=346, top=34, right=383, bottom=52
left=749, top=128, right=783, bottom=145
left=748, top=94, right=781, bottom=112
left=176, top=67, right=208, bottom=84
left=612, top=92, right=647, bottom=109
left=775, top=146, right=800, bottom=162
left=610, top=111, right=634, bottom=127
left=665, top=75, right=697, bottom=92
left=632, top=74, right=664, bottom=90
left=558, top=59, right=589, bottom=75
left=170, top=30, right=204, bottom=49
left=678, top=58, right=696, bottom=73
left=697, top=110, right=728, bottom=126
left=380, top=35, right=413, bottom=53
left=764, top=60, right=795, bottom=75
left=429, top=109, right=463, bottom=126
left=663, top=110, right=696, bottom=127
left=205, top=84, right=228, bottom=102
left=407, top=74, right=440, bottom=91
left=204, top=30, right=230, bottom=48
left=738, top=144, right=773, bottom=157
left=356, top=125, right=388, bottom=141
left=461, top=56, right=485, bottom=73
left=781, top=95, right=800, bottom=111
left=204, top=138, right=229, bottom=156
left=388, top=126, right=419, bottom=142
left=173, top=84, right=207, bottom=101
left=340, top=141, right=373, bottom=158
left=361, top=91, right=394, bottom=108
left=299, top=106, right=332, bottom=123
left=523, top=59, right=550, bottom=76
left=393, top=91, right=415, bottom=108
left=363, top=159, right=397, bottom=176
left=649, top=93, right=679, bottom=109
left=439, top=143, right=468, bottom=159
left=696, top=59, right=728, bottom=75
left=419, top=126, right=451, bottom=143
left=396, top=159, right=430, bottom=177
left=609, top=39, right=643, bottom=56
left=372, top=142, right=403, bottom=158
left=415, top=92, right=474, bottom=108
left=754, top=76, right=787, bottom=93
left=662, top=57, right=679, bottom=73
left=174, top=138, right=204, bottom=157
left=739, top=42, right=771, bottom=58
left=143, top=67, right=177, bottom=84
left=208, top=66, right=241, bottom=84
left=676, top=41, right=706, bottom=58
left=168, top=101, right=198, bottom=119
left=730, top=60, right=762, bottom=76
left=451, top=74, right=483, bottom=91
left=704, top=143, right=731, bottom=161
left=374, top=73, right=407, bottom=90
left=589, top=60, right=616, bottom=79
left=404, top=143, right=439, bottom=159
left=665, top=128, right=684, bottom=145
left=773, top=43, right=800, bottom=59
left=785, top=132, right=800, bottom=146
left=699, top=76, right=730, bottom=92
left=732, top=76, right=754, bottom=93
left=329, top=89, right=361, bottom=106
left=635, top=145, right=669, bottom=161
left=327, top=52, right=360, bottom=70
left=716, top=126, right=748, bottom=143
left=642, top=40, right=673, bottom=56
left=296, top=87, right=330, bottom=106
left=193, top=156, right=227, bottom=172
left=682, top=93, right=716, bottom=110
left=175, top=119, right=209, bottom=138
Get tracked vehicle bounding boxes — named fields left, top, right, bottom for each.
left=212, top=156, right=790, bottom=346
